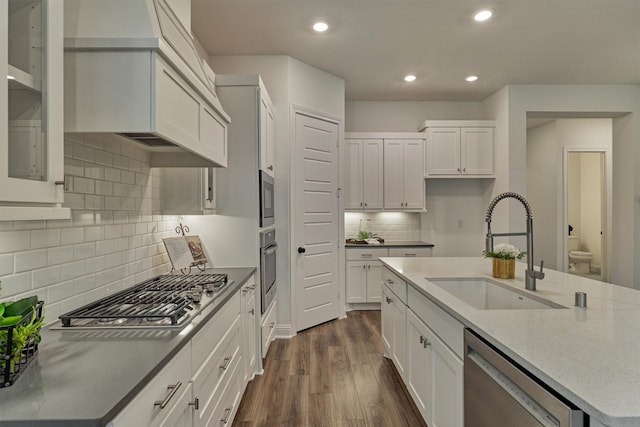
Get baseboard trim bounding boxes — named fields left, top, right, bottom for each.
left=347, top=302, right=382, bottom=311
left=275, top=323, right=294, bottom=339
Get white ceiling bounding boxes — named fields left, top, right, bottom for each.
left=191, top=0, right=640, bottom=102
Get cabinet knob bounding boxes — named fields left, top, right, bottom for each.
left=249, top=308, right=255, bottom=315
left=268, top=165, right=274, bottom=171
left=360, top=202, right=363, bottom=207
left=298, top=247, right=306, bottom=254
left=457, top=168, right=461, bottom=173
left=386, top=296, right=393, bottom=304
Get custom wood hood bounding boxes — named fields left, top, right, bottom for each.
left=63, top=0, right=230, bottom=167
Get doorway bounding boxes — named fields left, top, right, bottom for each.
left=563, top=149, right=610, bottom=281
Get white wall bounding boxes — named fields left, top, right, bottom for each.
left=496, top=84, right=640, bottom=288
left=346, top=101, right=484, bottom=132
left=579, top=152, right=603, bottom=270
left=0, top=133, right=177, bottom=324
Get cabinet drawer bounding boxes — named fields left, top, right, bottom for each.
left=192, top=314, right=241, bottom=427
left=206, top=352, right=243, bottom=427
left=111, top=344, right=191, bottom=426
left=408, top=285, right=464, bottom=358
left=261, top=300, right=277, bottom=356
left=192, top=291, right=241, bottom=371
left=388, top=247, right=433, bottom=257
left=382, top=267, right=407, bottom=304
left=346, top=247, right=389, bottom=261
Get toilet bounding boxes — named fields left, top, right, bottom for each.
left=568, top=236, right=593, bottom=274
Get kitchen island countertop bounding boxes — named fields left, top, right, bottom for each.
left=345, top=240, right=434, bottom=248
left=0, top=267, right=256, bottom=427
left=380, top=256, right=640, bottom=427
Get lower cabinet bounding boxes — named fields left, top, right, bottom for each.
left=382, top=266, right=464, bottom=427
left=382, top=279, right=407, bottom=380
left=261, top=300, right=277, bottom=357
left=407, top=309, right=463, bottom=427
left=109, top=281, right=258, bottom=427
left=346, top=260, right=383, bottom=303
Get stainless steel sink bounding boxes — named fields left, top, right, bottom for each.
left=426, top=277, right=566, bottom=310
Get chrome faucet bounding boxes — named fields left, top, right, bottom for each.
left=485, top=192, right=545, bottom=291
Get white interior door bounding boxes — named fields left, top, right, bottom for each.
left=294, top=112, right=340, bottom=332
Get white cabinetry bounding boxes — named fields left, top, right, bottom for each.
left=241, top=276, right=258, bottom=382
left=344, top=139, right=384, bottom=210
left=384, top=139, right=425, bottom=210
left=345, top=247, right=387, bottom=303
left=0, top=0, right=68, bottom=220
left=388, top=247, right=433, bottom=257
left=261, top=299, right=277, bottom=357
left=381, top=268, right=407, bottom=380
left=162, top=168, right=216, bottom=215
left=421, top=121, right=495, bottom=178
left=260, top=94, right=276, bottom=176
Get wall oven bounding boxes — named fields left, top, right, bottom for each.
left=259, top=229, right=277, bottom=314
left=259, top=170, right=274, bottom=227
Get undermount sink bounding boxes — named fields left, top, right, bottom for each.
left=426, top=277, right=566, bottom=310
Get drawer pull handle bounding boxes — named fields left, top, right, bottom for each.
left=423, top=339, right=431, bottom=348
left=405, top=253, right=416, bottom=257
left=221, top=405, right=234, bottom=424
left=270, top=322, right=275, bottom=329
left=386, top=296, right=393, bottom=304
left=249, top=308, right=255, bottom=315
left=361, top=254, right=372, bottom=258
left=220, top=356, right=233, bottom=370
left=419, top=335, right=424, bottom=344
left=154, top=381, right=182, bottom=409
left=189, top=397, right=200, bottom=410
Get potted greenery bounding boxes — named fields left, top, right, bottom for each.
left=482, top=243, right=526, bottom=279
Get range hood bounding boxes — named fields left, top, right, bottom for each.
left=63, top=0, right=231, bottom=167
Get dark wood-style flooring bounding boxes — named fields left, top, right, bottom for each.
left=233, top=310, right=427, bottom=427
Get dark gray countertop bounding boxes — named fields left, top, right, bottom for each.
left=0, top=267, right=256, bottom=427
left=345, top=240, right=434, bottom=248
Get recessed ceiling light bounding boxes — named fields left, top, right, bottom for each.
left=312, top=21, right=329, bottom=32
left=474, top=10, right=493, bottom=22
left=466, top=75, right=479, bottom=82
left=404, top=74, right=417, bottom=82
left=7, top=75, right=15, bottom=80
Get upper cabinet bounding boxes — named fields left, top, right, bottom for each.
left=345, top=132, right=425, bottom=212
left=162, top=167, right=216, bottom=215
left=0, top=0, right=68, bottom=220
left=259, top=93, right=276, bottom=176
left=421, top=121, right=495, bottom=178
left=384, top=139, right=425, bottom=210
left=344, top=138, right=384, bottom=210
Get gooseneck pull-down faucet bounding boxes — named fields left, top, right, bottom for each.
left=485, top=192, right=545, bottom=291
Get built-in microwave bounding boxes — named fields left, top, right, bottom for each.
left=259, top=170, right=274, bottom=227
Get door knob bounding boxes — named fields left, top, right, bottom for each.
left=298, top=247, right=306, bottom=254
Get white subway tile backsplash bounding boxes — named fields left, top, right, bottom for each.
left=63, top=193, right=85, bottom=210
left=73, top=143, right=95, bottom=162
left=73, top=177, right=95, bottom=194
left=0, top=231, right=30, bottom=254
left=96, top=240, right=114, bottom=256
left=105, top=253, right=122, bottom=268
left=61, top=261, right=85, bottom=281
left=0, top=272, right=32, bottom=297
left=121, top=171, right=135, bottom=184
left=31, top=229, right=61, bottom=249
left=74, top=242, right=96, bottom=260
left=47, top=246, right=75, bottom=266
left=85, top=195, right=104, bottom=210
left=47, top=280, right=75, bottom=303
left=85, top=226, right=105, bottom=242
left=72, top=211, right=95, bottom=227
left=14, top=221, right=46, bottom=230
left=104, top=167, right=121, bottom=183
left=94, top=149, right=113, bottom=167
left=344, top=212, right=421, bottom=241
left=32, top=265, right=62, bottom=289
left=85, top=256, right=106, bottom=274
left=65, top=158, right=85, bottom=177
left=95, top=211, right=114, bottom=225
left=113, top=154, right=129, bottom=170
left=60, top=227, right=84, bottom=245
left=0, top=254, right=13, bottom=276
left=15, top=250, right=48, bottom=273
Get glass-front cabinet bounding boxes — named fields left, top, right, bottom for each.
left=0, top=0, right=67, bottom=220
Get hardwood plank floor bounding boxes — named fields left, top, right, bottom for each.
left=233, top=310, right=427, bottom=427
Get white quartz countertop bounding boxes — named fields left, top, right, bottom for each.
left=379, top=257, right=640, bottom=427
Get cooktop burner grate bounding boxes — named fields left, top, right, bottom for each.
left=59, top=273, right=229, bottom=328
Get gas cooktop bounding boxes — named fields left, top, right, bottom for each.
left=57, top=273, right=233, bottom=329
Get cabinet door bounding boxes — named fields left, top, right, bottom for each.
left=429, top=326, right=463, bottom=427
left=461, top=127, right=493, bottom=175
left=381, top=285, right=394, bottom=358
left=344, top=139, right=364, bottom=209
left=406, top=310, right=433, bottom=423
left=346, top=261, right=367, bottom=303
left=383, top=140, right=404, bottom=209
left=391, top=292, right=407, bottom=380
left=244, top=287, right=257, bottom=380
left=0, top=0, right=67, bottom=218
left=361, top=139, right=384, bottom=209
left=260, top=96, right=275, bottom=176
left=402, top=140, right=425, bottom=209
left=426, top=128, right=461, bottom=175
left=366, top=260, right=383, bottom=302
left=162, top=167, right=215, bottom=215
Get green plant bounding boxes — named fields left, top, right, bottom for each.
left=482, top=243, right=526, bottom=260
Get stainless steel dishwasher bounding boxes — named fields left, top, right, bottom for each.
left=464, top=330, right=584, bottom=427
